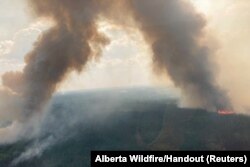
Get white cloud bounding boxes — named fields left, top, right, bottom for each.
left=0, top=40, right=14, bottom=57
left=0, top=19, right=51, bottom=79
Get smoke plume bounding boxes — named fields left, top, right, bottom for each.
left=125, top=0, right=232, bottom=110
left=2, top=0, right=110, bottom=121
left=0, top=0, right=232, bottom=142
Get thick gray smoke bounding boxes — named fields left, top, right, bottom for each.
left=125, top=0, right=232, bottom=110
left=0, top=0, right=231, bottom=137
left=2, top=0, right=110, bottom=121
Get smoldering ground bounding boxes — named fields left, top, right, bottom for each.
left=10, top=88, right=178, bottom=165
left=0, top=89, right=249, bottom=167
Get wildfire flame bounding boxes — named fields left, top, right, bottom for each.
left=218, top=110, right=235, bottom=115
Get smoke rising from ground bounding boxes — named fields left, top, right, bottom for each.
left=3, top=0, right=110, bottom=121
left=0, top=0, right=232, bottom=143
left=125, top=0, right=231, bottom=110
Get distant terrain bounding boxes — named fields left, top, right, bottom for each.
left=0, top=87, right=249, bottom=167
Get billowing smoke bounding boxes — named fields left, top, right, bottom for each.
left=2, top=0, right=110, bottom=121
left=0, top=0, right=232, bottom=143
left=125, top=0, right=232, bottom=111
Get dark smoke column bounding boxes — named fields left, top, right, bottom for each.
left=19, top=0, right=109, bottom=119
left=126, top=0, right=231, bottom=111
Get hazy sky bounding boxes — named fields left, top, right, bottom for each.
left=191, top=0, right=250, bottom=109
left=0, top=0, right=250, bottom=108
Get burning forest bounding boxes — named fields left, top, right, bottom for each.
left=0, top=0, right=249, bottom=166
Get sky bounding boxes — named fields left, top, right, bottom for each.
left=0, top=0, right=250, bottom=109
